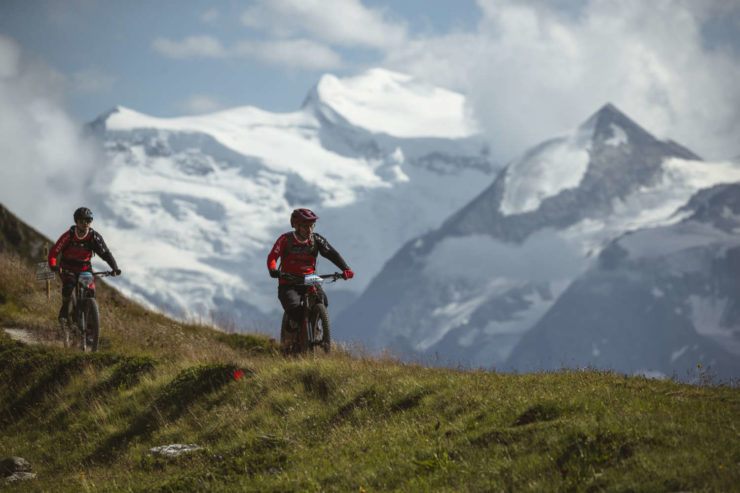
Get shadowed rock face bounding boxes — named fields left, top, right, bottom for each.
left=505, top=266, right=740, bottom=380
left=506, top=183, right=740, bottom=381
left=0, top=203, right=50, bottom=261
left=682, top=183, right=740, bottom=233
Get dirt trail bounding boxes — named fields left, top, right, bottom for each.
left=3, top=328, right=41, bottom=345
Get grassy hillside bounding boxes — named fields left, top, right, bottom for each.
left=1, top=207, right=739, bottom=491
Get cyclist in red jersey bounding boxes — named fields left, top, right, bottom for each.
left=48, top=207, right=121, bottom=325
left=267, top=208, right=353, bottom=350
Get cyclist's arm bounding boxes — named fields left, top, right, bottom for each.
left=48, top=230, right=70, bottom=269
left=91, top=231, right=119, bottom=272
left=267, top=234, right=287, bottom=272
left=314, top=234, right=350, bottom=271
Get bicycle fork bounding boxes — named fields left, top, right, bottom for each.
left=298, top=289, right=317, bottom=350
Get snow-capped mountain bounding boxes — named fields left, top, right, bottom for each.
left=507, top=183, right=740, bottom=381
left=84, top=69, right=497, bottom=329
left=337, top=103, right=740, bottom=378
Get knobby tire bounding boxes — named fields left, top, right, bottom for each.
left=61, top=294, right=73, bottom=349
left=78, top=302, right=87, bottom=352
left=84, top=298, right=100, bottom=352
left=280, top=308, right=330, bottom=356
left=311, top=303, right=331, bottom=354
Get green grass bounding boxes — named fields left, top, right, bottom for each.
left=1, top=251, right=740, bottom=491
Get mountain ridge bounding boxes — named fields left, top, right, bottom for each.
left=443, top=102, right=702, bottom=242
left=336, top=102, right=740, bottom=380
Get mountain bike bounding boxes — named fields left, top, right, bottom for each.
left=60, top=269, right=115, bottom=352
left=279, top=272, right=346, bottom=355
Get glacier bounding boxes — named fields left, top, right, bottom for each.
left=83, top=68, right=497, bottom=331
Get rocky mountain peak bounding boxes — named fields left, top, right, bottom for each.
left=301, top=69, right=477, bottom=138
left=581, top=103, right=640, bottom=136
left=580, top=103, right=701, bottom=160
left=85, top=106, right=123, bottom=136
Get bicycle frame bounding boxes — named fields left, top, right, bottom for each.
left=298, top=275, right=326, bottom=349
left=73, top=271, right=96, bottom=305
left=60, top=269, right=112, bottom=351
left=279, top=272, right=344, bottom=355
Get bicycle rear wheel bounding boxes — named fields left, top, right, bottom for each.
left=77, top=304, right=87, bottom=351
left=83, top=299, right=100, bottom=352
left=311, top=304, right=331, bottom=354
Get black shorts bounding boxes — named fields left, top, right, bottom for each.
left=277, top=284, right=328, bottom=320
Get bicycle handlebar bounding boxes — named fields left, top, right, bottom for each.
left=319, top=272, right=345, bottom=282
left=278, top=271, right=346, bottom=283
left=59, top=268, right=119, bottom=278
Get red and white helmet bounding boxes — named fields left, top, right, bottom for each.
left=290, top=208, right=318, bottom=227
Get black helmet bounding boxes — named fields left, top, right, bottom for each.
left=290, top=208, right=318, bottom=227
left=73, top=207, right=94, bottom=222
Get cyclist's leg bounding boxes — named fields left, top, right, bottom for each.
left=58, top=275, right=75, bottom=323
left=278, top=285, right=302, bottom=352
left=278, top=285, right=304, bottom=329
left=280, top=321, right=297, bottom=354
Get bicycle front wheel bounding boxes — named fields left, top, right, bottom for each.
left=311, top=304, right=331, bottom=354
left=76, top=299, right=87, bottom=351
left=82, top=299, right=100, bottom=352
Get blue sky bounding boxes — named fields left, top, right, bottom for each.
left=0, top=1, right=479, bottom=120
left=1, top=0, right=739, bottom=163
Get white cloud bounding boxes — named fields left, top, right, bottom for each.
left=70, top=67, right=116, bottom=94
left=152, top=34, right=341, bottom=70
left=384, top=0, right=740, bottom=160
left=0, top=35, right=101, bottom=236
left=177, top=94, right=226, bottom=114
left=234, top=38, right=342, bottom=70
left=425, top=230, right=584, bottom=283
left=148, top=1, right=739, bottom=159
left=0, top=37, right=21, bottom=78
left=240, top=0, right=407, bottom=49
left=152, top=36, right=226, bottom=59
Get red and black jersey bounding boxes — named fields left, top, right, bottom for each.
left=48, top=226, right=119, bottom=272
left=267, top=231, right=350, bottom=284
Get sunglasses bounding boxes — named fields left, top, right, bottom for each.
left=78, top=218, right=93, bottom=224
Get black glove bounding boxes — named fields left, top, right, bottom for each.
left=112, top=269, right=122, bottom=276
left=49, top=265, right=59, bottom=272
left=269, top=269, right=280, bottom=279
